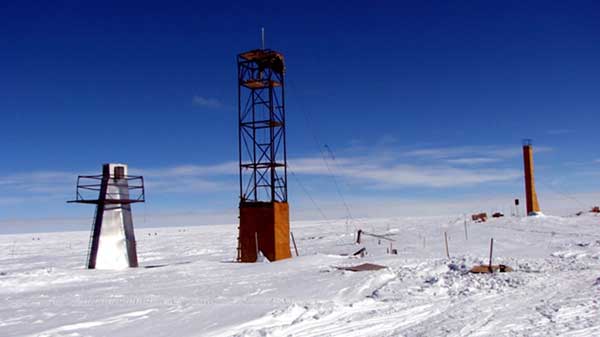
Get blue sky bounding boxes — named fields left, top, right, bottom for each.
left=1, top=1, right=599, bottom=233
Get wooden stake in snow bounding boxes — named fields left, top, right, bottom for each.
left=291, top=232, right=299, bottom=257
left=464, top=219, right=469, bottom=241
left=254, top=232, right=259, bottom=259
left=470, top=237, right=512, bottom=273
left=489, top=238, right=494, bottom=273
left=353, top=247, right=367, bottom=257
left=444, top=231, right=450, bottom=259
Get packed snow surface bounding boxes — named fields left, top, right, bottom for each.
left=1, top=214, right=599, bottom=336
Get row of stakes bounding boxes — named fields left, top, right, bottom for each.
left=354, top=229, right=512, bottom=274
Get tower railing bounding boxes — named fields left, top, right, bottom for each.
left=68, top=174, right=145, bottom=205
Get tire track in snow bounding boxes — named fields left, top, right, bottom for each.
left=208, top=299, right=443, bottom=337
left=207, top=270, right=448, bottom=337
left=25, top=309, right=157, bottom=337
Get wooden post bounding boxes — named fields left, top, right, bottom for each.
left=356, top=229, right=362, bottom=244
left=464, top=220, right=469, bottom=241
left=254, top=232, right=259, bottom=260
left=444, top=232, right=450, bottom=259
left=290, top=231, right=299, bottom=257
left=489, top=238, right=494, bottom=273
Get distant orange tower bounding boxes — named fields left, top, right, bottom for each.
left=236, top=48, right=291, bottom=262
left=522, top=140, right=541, bottom=215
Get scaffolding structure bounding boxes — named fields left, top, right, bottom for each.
left=236, top=48, right=291, bottom=262
left=237, top=49, right=287, bottom=203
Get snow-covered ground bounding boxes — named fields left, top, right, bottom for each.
left=1, top=214, right=599, bottom=336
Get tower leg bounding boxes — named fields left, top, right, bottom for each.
left=87, top=203, right=105, bottom=269
left=87, top=172, right=109, bottom=269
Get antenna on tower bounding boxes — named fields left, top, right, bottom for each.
left=261, top=27, right=265, bottom=49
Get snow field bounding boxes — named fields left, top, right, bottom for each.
left=1, top=214, right=599, bottom=336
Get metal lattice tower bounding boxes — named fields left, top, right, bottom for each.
left=237, top=49, right=287, bottom=203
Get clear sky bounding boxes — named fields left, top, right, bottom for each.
left=1, top=1, right=599, bottom=233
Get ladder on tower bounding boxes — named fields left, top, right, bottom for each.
left=85, top=207, right=99, bottom=267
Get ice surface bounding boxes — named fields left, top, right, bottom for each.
left=1, top=214, right=599, bottom=336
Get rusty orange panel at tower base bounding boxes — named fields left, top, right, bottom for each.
left=238, top=201, right=292, bottom=262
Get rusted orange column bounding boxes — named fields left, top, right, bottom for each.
left=238, top=201, right=291, bottom=262
left=522, top=142, right=541, bottom=215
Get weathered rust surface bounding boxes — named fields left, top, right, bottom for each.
left=471, top=213, right=488, bottom=223
left=239, top=201, right=291, bottom=262
left=470, top=264, right=513, bottom=273
left=523, top=144, right=541, bottom=215
left=238, top=49, right=285, bottom=74
left=238, top=49, right=284, bottom=62
left=241, top=79, right=281, bottom=89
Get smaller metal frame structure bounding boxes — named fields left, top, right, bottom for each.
left=68, top=164, right=145, bottom=269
